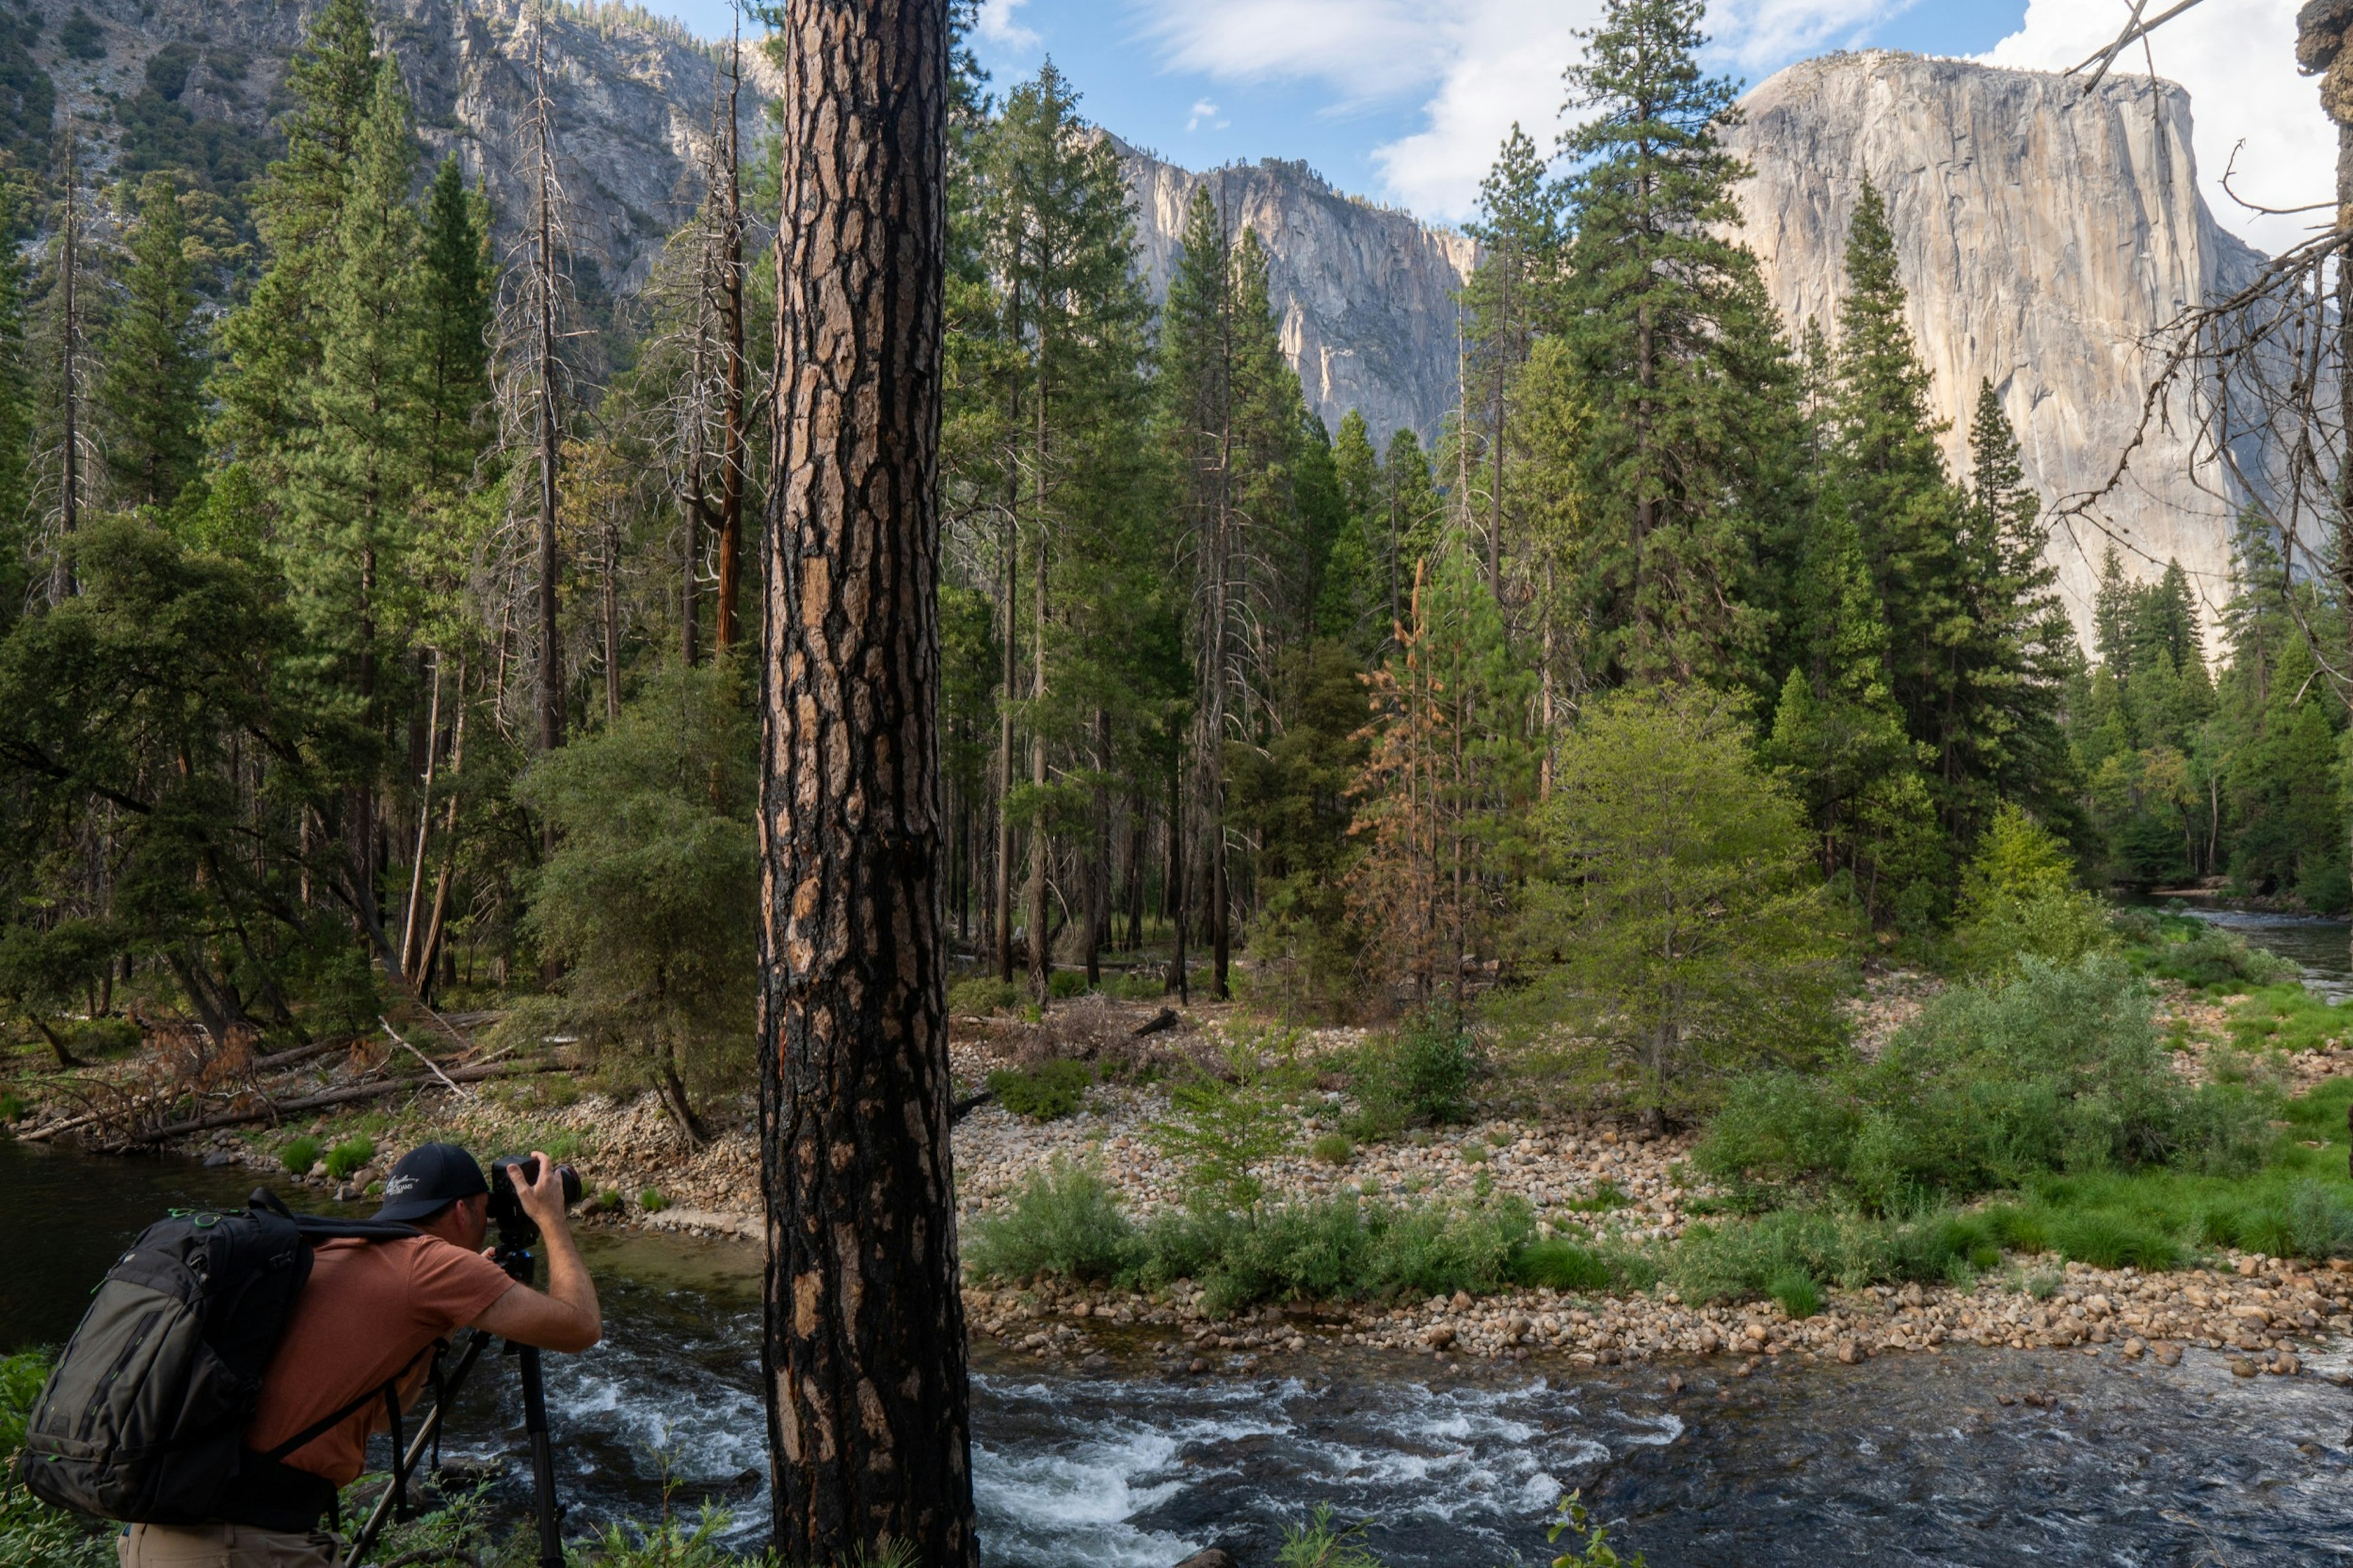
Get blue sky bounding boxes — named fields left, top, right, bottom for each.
left=656, top=1, right=2325, bottom=251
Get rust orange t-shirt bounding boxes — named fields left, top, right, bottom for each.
left=247, top=1235, right=517, bottom=1484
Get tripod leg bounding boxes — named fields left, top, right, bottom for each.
left=518, top=1345, right=564, bottom=1568
left=347, top=1332, right=492, bottom=1566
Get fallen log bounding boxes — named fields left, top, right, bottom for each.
left=1132, top=1007, right=1181, bottom=1037
left=91, top=1061, right=564, bottom=1148
left=249, top=1037, right=359, bottom=1074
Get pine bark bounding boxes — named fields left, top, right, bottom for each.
left=758, top=0, right=974, bottom=1558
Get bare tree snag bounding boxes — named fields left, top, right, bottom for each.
left=758, top=0, right=974, bottom=1560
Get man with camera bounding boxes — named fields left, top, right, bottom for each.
left=115, top=1143, right=601, bottom=1568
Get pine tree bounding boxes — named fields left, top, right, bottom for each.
left=211, top=0, right=380, bottom=465
left=1550, top=0, right=1797, bottom=686
left=282, top=57, right=426, bottom=968
left=415, top=154, right=493, bottom=496
left=0, top=181, right=32, bottom=625
left=1381, top=425, right=1441, bottom=632
left=980, top=60, right=1153, bottom=998
left=96, top=173, right=203, bottom=509
left=1159, top=184, right=1308, bottom=998
left=1461, top=123, right=1558, bottom=597
left=1320, top=407, right=1383, bottom=653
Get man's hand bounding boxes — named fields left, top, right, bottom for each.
left=513, top=1150, right=574, bottom=1235
left=472, top=1150, right=601, bottom=1353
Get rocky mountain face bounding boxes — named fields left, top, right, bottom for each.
left=1725, top=50, right=2268, bottom=638
left=45, top=2, right=1475, bottom=440
left=31, top=0, right=774, bottom=298
left=1113, top=140, right=1478, bottom=444
left=29, top=10, right=2272, bottom=627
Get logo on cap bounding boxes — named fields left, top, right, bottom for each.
left=384, top=1174, right=417, bottom=1196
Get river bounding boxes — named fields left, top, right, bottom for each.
left=5, top=916, right=2353, bottom=1566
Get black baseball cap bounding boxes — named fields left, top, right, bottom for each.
left=374, top=1142, right=489, bottom=1223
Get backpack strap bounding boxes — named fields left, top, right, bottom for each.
left=256, top=1339, right=441, bottom=1465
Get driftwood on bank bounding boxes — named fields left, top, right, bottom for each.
left=29, top=1061, right=561, bottom=1149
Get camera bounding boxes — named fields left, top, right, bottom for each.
left=485, top=1153, right=583, bottom=1248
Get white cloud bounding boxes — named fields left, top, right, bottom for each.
left=1134, top=0, right=1936, bottom=222
left=1984, top=0, right=2326, bottom=255
left=1186, top=97, right=1229, bottom=131
left=977, top=0, right=1040, bottom=51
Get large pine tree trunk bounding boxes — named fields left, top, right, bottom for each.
left=759, top=0, right=974, bottom=1559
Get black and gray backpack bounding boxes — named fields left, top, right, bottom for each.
left=15, top=1189, right=425, bottom=1529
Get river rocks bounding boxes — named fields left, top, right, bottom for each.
left=2231, top=1357, right=2259, bottom=1378
left=1171, top=1551, right=1241, bottom=1568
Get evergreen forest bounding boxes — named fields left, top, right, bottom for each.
left=0, top=0, right=2344, bottom=1125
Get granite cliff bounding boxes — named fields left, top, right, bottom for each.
left=1726, top=50, right=2269, bottom=636
left=1113, top=141, right=1478, bottom=444
left=27, top=0, right=775, bottom=298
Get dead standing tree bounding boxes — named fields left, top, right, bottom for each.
left=492, top=17, right=580, bottom=775
left=757, top=0, right=974, bottom=1561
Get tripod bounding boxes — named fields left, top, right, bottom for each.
left=344, top=1243, right=566, bottom=1568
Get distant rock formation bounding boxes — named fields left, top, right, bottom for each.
left=37, top=0, right=770, bottom=299
left=1725, top=50, right=2270, bottom=640
left=1114, top=141, right=1479, bottom=446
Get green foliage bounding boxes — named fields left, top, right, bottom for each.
left=1308, top=1132, right=1354, bottom=1165
left=1509, top=1237, right=1612, bottom=1292
left=964, top=1165, right=1550, bottom=1315
left=637, top=1187, right=669, bottom=1214
left=509, top=665, right=759, bottom=1119
left=1147, top=1029, right=1312, bottom=1212
left=324, top=1134, right=376, bottom=1181
left=1347, top=1009, right=1474, bottom=1137
left=948, top=975, right=1021, bottom=1015
left=1546, top=1491, right=1645, bottom=1568
left=0, top=1092, right=24, bottom=1121
left=1047, top=970, right=1088, bottom=1000
left=986, top=1059, right=1092, bottom=1122
left=2226, top=985, right=2352, bottom=1055
left=1508, top=685, right=1852, bottom=1113
left=1545, top=0, right=1802, bottom=687
left=1696, top=958, right=2273, bottom=1214
left=58, top=9, right=102, bottom=59
left=1139, top=1195, right=1537, bottom=1317
left=2118, top=912, right=2297, bottom=991
left=1278, top=1506, right=1384, bottom=1568
left=1767, top=1268, right=1824, bottom=1319
left=279, top=1134, right=323, bottom=1175
left=962, top=1161, right=1139, bottom=1284
left=1952, top=805, right=2112, bottom=975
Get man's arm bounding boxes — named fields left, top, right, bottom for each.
left=470, top=1153, right=602, bottom=1353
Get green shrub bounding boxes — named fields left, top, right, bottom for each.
left=637, top=1187, right=669, bottom=1213
left=2045, top=1211, right=2181, bottom=1270
left=1047, top=970, right=1087, bottom=999
left=1952, top=805, right=2115, bottom=976
left=963, top=1162, right=1140, bottom=1283
left=1767, top=1268, right=1823, bottom=1319
left=1510, top=1237, right=1611, bottom=1292
left=1696, top=956, right=2274, bottom=1213
left=0, top=1092, right=23, bottom=1122
left=67, top=1017, right=140, bottom=1058
left=1132, top=1194, right=1538, bottom=1316
left=1104, top=969, right=1167, bottom=1002
left=1277, top=1506, right=1384, bottom=1568
left=324, top=1135, right=376, bottom=1181
left=1562, top=1180, right=1631, bottom=1213
left=279, top=1135, right=322, bottom=1175
left=947, top=975, right=1021, bottom=1015
left=987, top=1059, right=1093, bottom=1122
left=2128, top=920, right=2297, bottom=991
left=1309, top=1132, right=1354, bottom=1165
left=1347, top=1009, right=1473, bottom=1137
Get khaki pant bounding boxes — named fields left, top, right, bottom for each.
left=116, top=1522, right=341, bottom=1568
